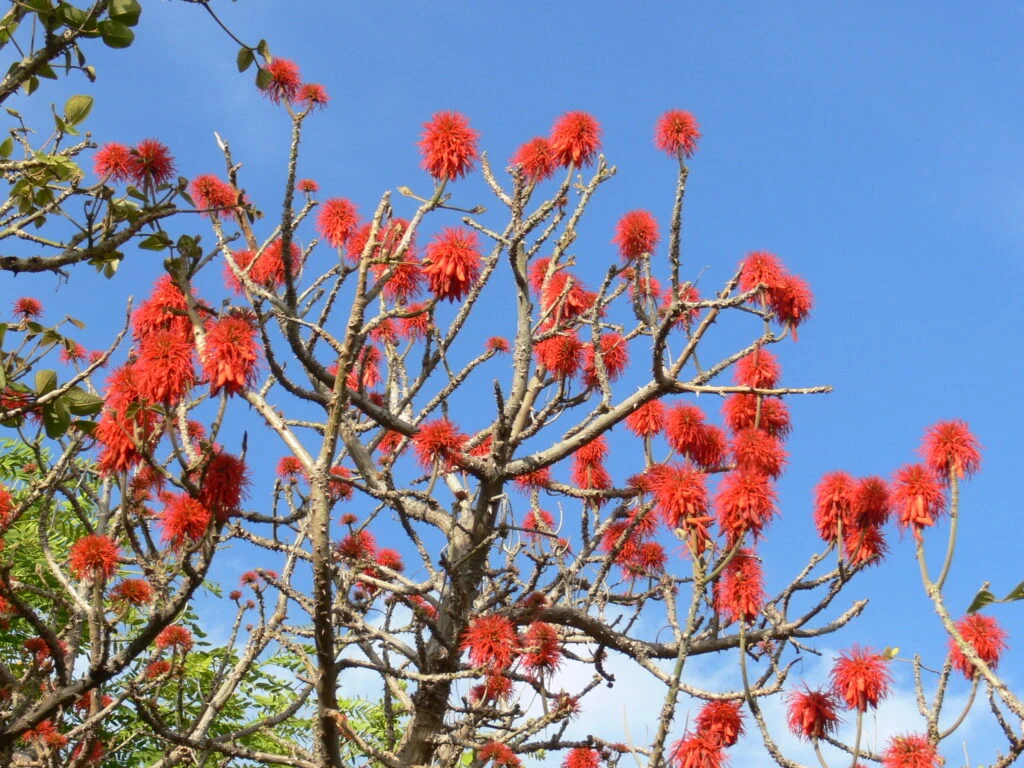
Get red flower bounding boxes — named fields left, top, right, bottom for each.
left=715, top=470, right=777, bottom=544
left=572, top=459, right=612, bottom=495
left=843, top=524, right=888, bottom=567
left=521, top=621, right=562, bottom=674
left=376, top=548, right=404, bottom=572
left=613, top=210, right=660, bottom=261
left=722, top=394, right=791, bottom=437
left=423, top=228, right=483, bottom=302
left=854, top=476, right=891, bottom=527
left=461, top=614, right=519, bottom=670
left=692, top=425, right=727, bottom=470
left=336, top=529, right=377, bottom=561
left=60, top=342, right=88, bottom=365
left=486, top=336, right=510, bottom=354
left=202, top=314, right=261, bottom=396
left=511, top=137, right=557, bottom=183
left=155, top=624, right=193, bottom=652
left=671, top=732, right=724, bottom=768
left=225, top=240, right=302, bottom=293
left=111, top=578, right=154, bottom=606
left=470, top=674, right=514, bottom=703
left=714, top=548, right=765, bottom=625
left=146, top=659, right=172, bottom=678
left=93, top=142, right=133, bottom=181
left=277, top=456, right=303, bottom=480
left=626, top=399, right=665, bottom=438
left=12, top=296, right=43, bottom=320
left=813, top=471, right=857, bottom=543
left=563, top=747, right=600, bottom=768
left=316, top=198, right=360, bottom=249
left=260, top=58, right=302, bottom=104
left=480, top=741, right=521, bottom=768
left=734, top=349, right=780, bottom=389
left=413, top=418, right=467, bottom=471
left=738, top=251, right=786, bottom=296
left=197, top=451, right=249, bottom=522
left=786, top=685, right=841, bottom=741
left=654, top=110, right=701, bottom=159
left=921, top=420, right=981, bottom=482
left=129, top=139, right=176, bottom=187
left=695, top=700, right=744, bottom=747
left=328, top=465, right=354, bottom=502
left=770, top=273, right=813, bottom=337
left=419, top=111, right=480, bottom=181
left=651, top=464, right=712, bottom=548
left=665, top=403, right=709, bottom=458
left=160, top=494, right=212, bottom=548
left=549, top=111, right=602, bottom=168
left=539, top=269, right=596, bottom=322
left=831, top=646, right=891, bottom=712
left=21, top=720, right=68, bottom=748
left=882, top=734, right=940, bottom=768
left=68, top=534, right=120, bottom=581
left=662, top=283, right=702, bottom=329
left=514, top=467, right=552, bottom=493
left=135, top=329, right=196, bottom=405
left=891, top=464, right=946, bottom=536
left=297, top=178, right=319, bottom=193
left=535, top=332, right=584, bottom=379
left=190, top=174, right=236, bottom=218
left=399, top=303, right=432, bottom=340
left=132, top=274, right=195, bottom=344
left=731, top=428, right=787, bottom=478
left=299, top=83, right=329, bottom=109
left=574, top=435, right=608, bottom=467
left=949, top=614, right=1009, bottom=679
left=374, top=257, right=425, bottom=304
left=582, top=333, right=629, bottom=387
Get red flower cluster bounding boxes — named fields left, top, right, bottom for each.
left=316, top=198, right=360, bottom=249
left=694, top=700, right=744, bottom=746
left=626, top=399, right=666, bottom=438
left=423, top=228, right=483, bottom=303
left=949, top=613, right=1008, bottom=679
left=831, top=646, right=891, bottom=712
left=714, top=549, right=765, bottom=625
left=197, top=451, right=250, bottom=522
left=550, top=111, right=602, bottom=168
left=890, top=463, right=945, bottom=539
left=111, top=578, right=154, bottom=606
left=511, top=136, right=557, bottom=183
left=419, top=111, right=479, bottom=181
left=582, top=333, right=629, bottom=388
left=882, top=734, right=940, bottom=768
left=190, top=174, right=236, bottom=218
left=613, top=210, right=660, bottom=261
left=461, top=614, right=519, bottom=670
left=786, top=685, right=841, bottom=741
left=160, top=493, right=212, bottom=548
left=655, top=109, right=701, bottom=159
left=155, top=624, right=194, bottom=653
left=921, top=419, right=981, bottom=482
left=520, top=621, right=561, bottom=674
left=12, top=296, right=43, bottom=320
left=260, top=57, right=302, bottom=104
left=651, top=464, right=712, bottom=552
left=412, top=418, right=467, bottom=471
left=202, top=314, right=261, bottom=396
left=68, top=534, right=120, bottom=581
left=738, top=251, right=814, bottom=339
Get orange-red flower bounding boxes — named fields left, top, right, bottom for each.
left=160, top=494, right=212, bottom=548
left=921, top=419, right=981, bottom=482
left=423, top=228, right=483, bottom=302
left=535, top=332, right=584, bottom=379
left=651, top=464, right=712, bottom=547
left=197, top=451, right=249, bottom=522
left=582, top=333, right=629, bottom=387
left=613, top=210, right=659, bottom=261
left=692, top=425, right=727, bottom=470
left=831, top=646, right=891, bottom=712
left=202, top=314, right=261, bottom=396
left=731, top=428, right=787, bottom=478
left=949, top=614, right=1008, bottom=679
left=813, top=471, right=857, bottom=543
left=129, top=139, right=176, bottom=187
left=374, top=256, right=425, bottom=304
left=412, top=418, right=467, bottom=471
left=68, top=534, right=120, bottom=581
left=722, top=394, right=791, bottom=437
left=671, top=732, right=723, bottom=768
left=514, top=467, right=552, bottom=493
left=299, top=83, right=329, bottom=109
left=316, top=198, right=360, bottom=249
left=734, top=349, right=780, bottom=389
left=336, top=529, right=377, bottom=561
left=891, top=464, right=946, bottom=536
left=549, top=111, right=602, bottom=168
left=93, top=142, right=133, bottom=181
left=155, top=624, right=193, bottom=652
left=511, top=137, right=557, bottom=182
left=665, top=403, right=709, bottom=458
left=277, top=456, right=303, bottom=480
left=470, top=673, right=514, bottom=704
left=132, top=274, right=196, bottom=344
left=260, top=57, right=302, bottom=103
left=480, top=741, right=521, bottom=768
left=135, top=329, right=196, bottom=405
left=716, top=470, right=778, bottom=544
left=487, top=336, right=510, bottom=353
left=297, top=178, right=319, bottom=193
left=110, top=578, right=153, bottom=606
left=399, top=303, right=432, bottom=340
left=190, top=174, right=236, bottom=218
left=843, top=524, right=888, bottom=567
left=419, top=111, right=479, bottom=181
left=12, top=296, right=43, bottom=320
left=738, top=251, right=786, bottom=296
left=881, top=734, right=940, bottom=768
left=655, top=109, right=701, bottom=159
left=854, top=476, right=891, bottom=527
left=521, top=621, right=561, bottom=674
left=714, top=548, right=765, bottom=625
left=626, top=399, right=666, bottom=438
left=786, top=685, right=841, bottom=741
left=21, top=720, right=68, bottom=748
left=695, top=700, right=744, bottom=747
left=461, top=614, right=519, bottom=670
left=562, top=748, right=600, bottom=768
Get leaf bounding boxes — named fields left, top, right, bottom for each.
left=34, top=369, right=57, bottom=396
left=237, top=46, right=254, bottom=73
left=36, top=63, right=57, bottom=80
left=256, top=38, right=270, bottom=58
left=109, top=0, right=142, bottom=26
left=98, top=19, right=134, bottom=48
left=255, top=67, right=273, bottom=90
left=0, top=138, right=12, bottom=158
left=67, top=316, right=85, bottom=330
left=63, top=387, right=103, bottom=416
left=139, top=233, right=170, bottom=251
left=71, top=419, right=98, bottom=436
left=42, top=399, right=71, bottom=438
left=63, top=94, right=93, bottom=126
left=966, top=588, right=996, bottom=615
left=1003, top=580, right=1024, bottom=602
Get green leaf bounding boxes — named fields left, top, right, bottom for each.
left=98, top=19, right=134, bottom=48
left=0, top=368, right=6, bottom=389
left=36, top=63, right=58, bottom=80
left=966, top=588, right=996, bottom=615
left=109, top=0, right=142, bottom=26
left=256, top=38, right=270, bottom=58
left=63, top=387, right=103, bottom=416
left=67, top=316, right=85, bottom=330
left=255, top=67, right=273, bottom=90
left=237, top=46, right=254, bottom=73
left=34, top=369, right=57, bottom=396
left=1004, top=580, right=1024, bottom=602
left=42, top=399, right=70, bottom=438
left=139, top=233, right=170, bottom=251
left=63, top=94, right=93, bottom=126
left=71, top=419, right=98, bottom=436
left=25, top=0, right=53, bottom=14
left=26, top=76, right=39, bottom=96
left=0, top=138, right=13, bottom=158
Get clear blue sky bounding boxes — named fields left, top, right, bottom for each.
left=7, top=1, right=1023, bottom=762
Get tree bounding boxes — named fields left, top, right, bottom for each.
left=0, top=7, right=1021, bottom=768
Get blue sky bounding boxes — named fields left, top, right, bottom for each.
left=7, top=1, right=1024, bottom=763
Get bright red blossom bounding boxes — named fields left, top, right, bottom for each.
left=831, top=646, right=891, bottom=712
left=582, top=333, right=629, bottom=387
left=521, top=621, right=562, bottom=674
left=626, top=399, right=666, bottom=438
left=13, top=296, right=43, bottom=320
left=419, top=111, right=480, bottom=181
left=260, top=58, right=302, bottom=103
left=921, top=419, right=981, bottom=482
left=813, top=471, right=857, bottom=543
left=655, top=109, right=701, bottom=158
left=535, top=332, right=584, bottom=379
left=549, top=111, right=602, bottom=168
left=111, top=578, right=153, bottom=606
left=854, top=476, right=891, bottom=527
left=461, top=614, right=519, bottom=670
left=129, top=139, right=176, bottom=186
left=694, top=700, right=744, bottom=747
left=671, top=732, right=724, bottom=768
left=731, top=428, right=787, bottom=478
left=786, top=685, right=841, bottom=741
left=197, top=451, right=249, bottom=522
left=480, top=741, right=521, bottom=768
left=714, top=548, right=765, bottom=625
left=511, top=137, right=557, bottom=182
left=423, top=228, right=483, bottom=302
left=890, top=464, right=946, bottom=536
left=68, top=534, right=120, bottom=581
left=734, top=349, right=780, bottom=389
left=949, top=614, right=1009, bottom=679
left=160, top=494, right=212, bottom=548
left=613, top=210, right=659, bottom=261
left=316, top=198, right=359, bottom=249
left=135, top=328, right=196, bottom=405
left=882, top=734, right=940, bottom=768
left=202, top=315, right=261, bottom=396
left=155, top=625, right=193, bottom=652
left=715, top=470, right=778, bottom=544
left=562, top=747, right=600, bottom=768
left=299, top=83, right=329, bottom=109
left=413, top=418, right=467, bottom=471
left=738, top=251, right=786, bottom=295
left=93, top=142, right=133, bottom=181
left=722, top=394, right=791, bottom=437
left=190, top=174, right=236, bottom=218
left=651, top=464, right=712, bottom=548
